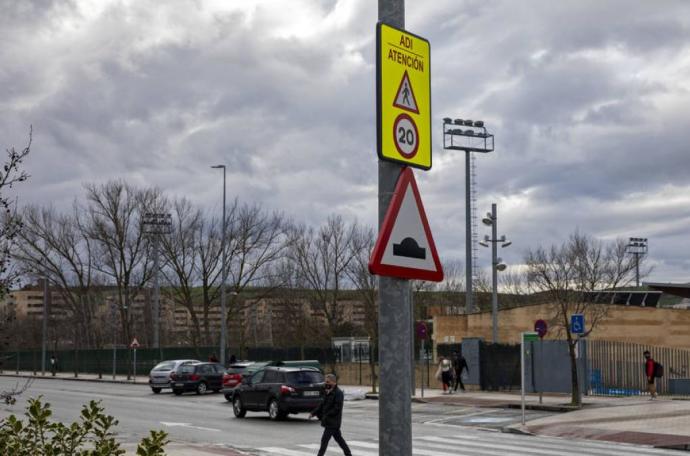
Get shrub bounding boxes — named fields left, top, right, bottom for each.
left=0, top=397, right=168, bottom=455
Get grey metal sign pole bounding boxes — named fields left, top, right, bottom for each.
left=378, top=3, right=413, bottom=455
left=491, top=203, right=498, bottom=343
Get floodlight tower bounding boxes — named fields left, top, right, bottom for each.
left=626, top=237, right=648, bottom=287
left=443, top=118, right=494, bottom=313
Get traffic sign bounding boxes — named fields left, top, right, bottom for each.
left=523, top=332, right=539, bottom=342
left=534, top=319, right=548, bottom=338
left=416, top=321, right=428, bottom=340
left=130, top=337, right=140, bottom=349
left=377, top=22, right=431, bottom=170
left=571, top=314, right=585, bottom=335
left=369, top=167, right=443, bottom=281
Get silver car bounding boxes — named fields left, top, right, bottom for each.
left=149, top=359, right=200, bottom=393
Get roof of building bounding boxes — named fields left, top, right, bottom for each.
left=644, top=282, right=690, bottom=299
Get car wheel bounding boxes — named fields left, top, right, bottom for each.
left=233, top=396, right=246, bottom=418
left=268, top=399, right=286, bottom=421
left=196, top=382, right=208, bottom=395
left=173, top=389, right=183, bottom=396
left=151, top=387, right=162, bottom=394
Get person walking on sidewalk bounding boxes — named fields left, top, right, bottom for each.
left=436, top=357, right=454, bottom=394
left=644, top=351, right=658, bottom=399
left=452, top=351, right=469, bottom=392
left=310, top=374, right=352, bottom=456
left=50, top=355, right=58, bottom=376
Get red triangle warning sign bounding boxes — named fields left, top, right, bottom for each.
left=393, top=71, right=419, bottom=114
left=369, top=167, right=443, bottom=281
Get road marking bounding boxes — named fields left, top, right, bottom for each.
left=300, top=443, right=378, bottom=455
left=160, top=422, right=220, bottom=432
left=259, top=448, right=315, bottom=456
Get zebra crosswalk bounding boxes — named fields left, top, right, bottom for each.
left=257, top=432, right=681, bottom=456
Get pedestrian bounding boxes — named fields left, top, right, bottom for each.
left=436, top=357, right=453, bottom=394
left=208, top=353, right=219, bottom=363
left=50, top=354, right=57, bottom=376
left=644, top=350, right=658, bottom=399
left=229, top=354, right=237, bottom=365
left=310, top=374, right=352, bottom=456
left=452, top=351, right=469, bottom=392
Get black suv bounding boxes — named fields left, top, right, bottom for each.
left=231, top=367, right=324, bottom=420
left=171, top=362, right=224, bottom=395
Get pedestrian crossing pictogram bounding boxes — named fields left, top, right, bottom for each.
left=393, top=71, right=419, bottom=114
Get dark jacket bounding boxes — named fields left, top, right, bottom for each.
left=312, top=386, right=344, bottom=429
left=453, top=355, right=468, bottom=374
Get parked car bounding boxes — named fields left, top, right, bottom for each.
left=148, top=359, right=199, bottom=394
left=230, top=366, right=325, bottom=420
left=171, top=362, right=225, bottom=395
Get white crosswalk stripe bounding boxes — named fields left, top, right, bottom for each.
left=258, top=432, right=682, bottom=456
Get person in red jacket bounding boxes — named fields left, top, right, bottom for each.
left=644, top=351, right=657, bottom=399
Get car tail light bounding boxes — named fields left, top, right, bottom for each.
left=280, top=385, right=296, bottom=395
left=189, top=374, right=200, bottom=381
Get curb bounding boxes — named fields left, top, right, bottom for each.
left=0, top=373, right=146, bottom=385
left=501, top=425, right=535, bottom=436
left=506, top=403, right=580, bottom=413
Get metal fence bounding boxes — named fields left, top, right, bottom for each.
left=479, top=342, right=521, bottom=391
left=588, top=340, right=690, bottom=396
left=0, top=345, right=340, bottom=377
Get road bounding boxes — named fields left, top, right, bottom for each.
left=0, top=377, right=680, bottom=455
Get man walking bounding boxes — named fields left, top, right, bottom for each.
left=310, top=374, right=352, bottom=456
left=453, top=351, right=469, bottom=392
left=644, top=351, right=658, bottom=399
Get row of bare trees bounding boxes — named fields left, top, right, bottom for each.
left=8, top=179, right=389, bottom=352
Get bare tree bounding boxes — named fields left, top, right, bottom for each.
left=525, top=231, right=643, bottom=406
left=345, top=225, right=378, bottom=392
left=14, top=205, right=105, bottom=349
left=0, top=127, right=31, bottom=297
left=225, top=203, right=288, bottom=352
left=289, top=215, right=364, bottom=343
left=159, top=198, right=205, bottom=347
left=83, top=181, right=160, bottom=346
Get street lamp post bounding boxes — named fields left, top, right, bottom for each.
left=626, top=237, right=648, bottom=287
left=479, top=203, right=511, bottom=343
left=443, top=118, right=494, bottom=313
left=211, top=165, right=228, bottom=366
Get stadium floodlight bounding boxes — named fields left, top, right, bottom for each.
left=443, top=117, right=452, bottom=124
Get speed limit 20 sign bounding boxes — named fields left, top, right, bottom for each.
left=377, top=22, right=431, bottom=170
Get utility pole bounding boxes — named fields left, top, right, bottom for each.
left=41, top=276, right=48, bottom=376
left=479, top=203, right=511, bottom=343
left=211, top=165, right=228, bottom=366
left=378, top=2, right=413, bottom=455
left=143, top=212, right=172, bottom=357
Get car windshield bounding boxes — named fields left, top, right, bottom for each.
left=152, top=362, right=176, bottom=371
left=286, top=371, right=324, bottom=385
left=178, top=365, right=196, bottom=374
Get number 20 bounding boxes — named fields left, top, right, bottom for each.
left=398, top=127, right=415, bottom=145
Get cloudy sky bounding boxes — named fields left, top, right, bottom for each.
left=2, top=0, right=690, bottom=283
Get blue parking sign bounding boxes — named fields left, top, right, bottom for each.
left=571, top=314, right=585, bottom=335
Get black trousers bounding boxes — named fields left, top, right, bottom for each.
left=318, top=427, right=352, bottom=456
left=454, top=370, right=465, bottom=391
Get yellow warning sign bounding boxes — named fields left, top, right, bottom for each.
left=377, top=22, right=431, bottom=170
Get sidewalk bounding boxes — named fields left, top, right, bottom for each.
left=511, top=396, right=690, bottom=449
